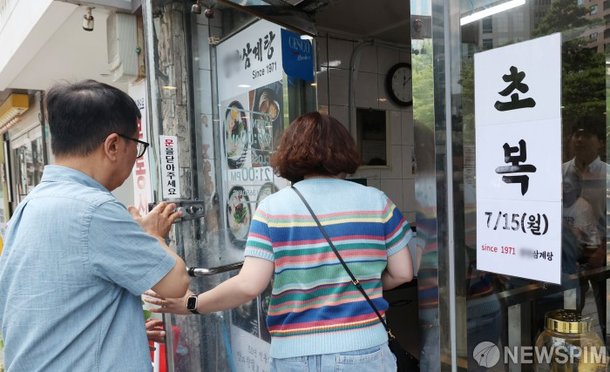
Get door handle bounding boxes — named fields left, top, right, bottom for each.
left=187, top=262, right=244, bottom=277
left=148, top=200, right=205, bottom=221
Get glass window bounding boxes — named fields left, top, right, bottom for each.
left=453, top=0, right=609, bottom=369
left=11, top=128, right=44, bottom=203
left=482, top=17, right=493, bottom=33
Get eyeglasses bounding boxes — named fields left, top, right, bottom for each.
left=117, top=133, right=149, bottom=158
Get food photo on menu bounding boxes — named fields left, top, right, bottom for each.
left=258, top=280, right=273, bottom=343
left=231, top=292, right=260, bottom=338
left=226, top=186, right=252, bottom=246
left=225, top=100, right=249, bottom=169
left=250, top=81, right=283, bottom=166
left=256, top=182, right=278, bottom=208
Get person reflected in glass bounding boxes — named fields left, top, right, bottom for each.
left=145, top=112, right=414, bottom=371
left=563, top=172, right=600, bottom=264
left=413, top=121, right=505, bottom=371
left=562, top=120, right=608, bottom=339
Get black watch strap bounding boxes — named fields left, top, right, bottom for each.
left=186, top=294, right=199, bottom=314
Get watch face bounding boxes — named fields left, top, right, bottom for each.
left=386, top=63, right=413, bottom=107
left=187, top=295, right=197, bottom=310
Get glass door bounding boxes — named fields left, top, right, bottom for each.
left=143, top=1, right=417, bottom=371
left=434, top=0, right=610, bottom=370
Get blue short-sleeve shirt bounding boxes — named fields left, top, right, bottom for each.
left=0, top=165, right=176, bottom=372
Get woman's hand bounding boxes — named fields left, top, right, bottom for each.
left=143, top=290, right=192, bottom=315
left=143, top=257, right=273, bottom=316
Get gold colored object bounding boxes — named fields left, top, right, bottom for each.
left=546, top=309, right=591, bottom=334
left=535, top=309, right=607, bottom=371
left=0, top=94, right=29, bottom=133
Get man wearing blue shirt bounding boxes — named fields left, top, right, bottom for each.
left=0, top=80, right=190, bottom=371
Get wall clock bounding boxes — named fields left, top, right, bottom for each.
left=385, top=62, right=413, bottom=107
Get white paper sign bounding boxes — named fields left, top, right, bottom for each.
left=230, top=326, right=271, bottom=372
left=474, top=34, right=561, bottom=126
left=474, top=33, right=562, bottom=284
left=128, top=80, right=153, bottom=214
left=159, top=135, right=181, bottom=199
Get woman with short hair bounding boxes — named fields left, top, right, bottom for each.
left=146, top=111, right=414, bottom=372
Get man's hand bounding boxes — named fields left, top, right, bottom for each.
left=145, top=318, right=166, bottom=344
left=128, top=202, right=182, bottom=240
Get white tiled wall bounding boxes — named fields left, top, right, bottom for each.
left=316, top=34, right=415, bottom=220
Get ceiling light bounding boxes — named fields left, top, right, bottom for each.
left=0, top=94, right=29, bottom=131
left=460, top=0, right=525, bottom=26
left=82, top=7, right=94, bottom=31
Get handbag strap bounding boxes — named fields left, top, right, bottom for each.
left=291, top=185, right=395, bottom=338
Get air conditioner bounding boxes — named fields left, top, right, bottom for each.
left=107, top=13, right=138, bottom=83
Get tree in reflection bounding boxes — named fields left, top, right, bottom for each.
left=532, top=0, right=605, bottom=161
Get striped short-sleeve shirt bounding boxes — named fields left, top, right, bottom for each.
left=245, top=178, right=412, bottom=358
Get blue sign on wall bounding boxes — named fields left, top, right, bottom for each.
left=281, top=29, right=314, bottom=82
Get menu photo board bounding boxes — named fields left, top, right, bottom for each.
left=474, top=33, right=562, bottom=284
left=216, top=20, right=310, bottom=363
left=218, top=20, right=292, bottom=248
left=222, top=81, right=289, bottom=247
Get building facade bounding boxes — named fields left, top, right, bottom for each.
left=0, top=0, right=608, bottom=371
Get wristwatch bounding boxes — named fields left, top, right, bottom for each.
left=186, top=294, right=199, bottom=314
